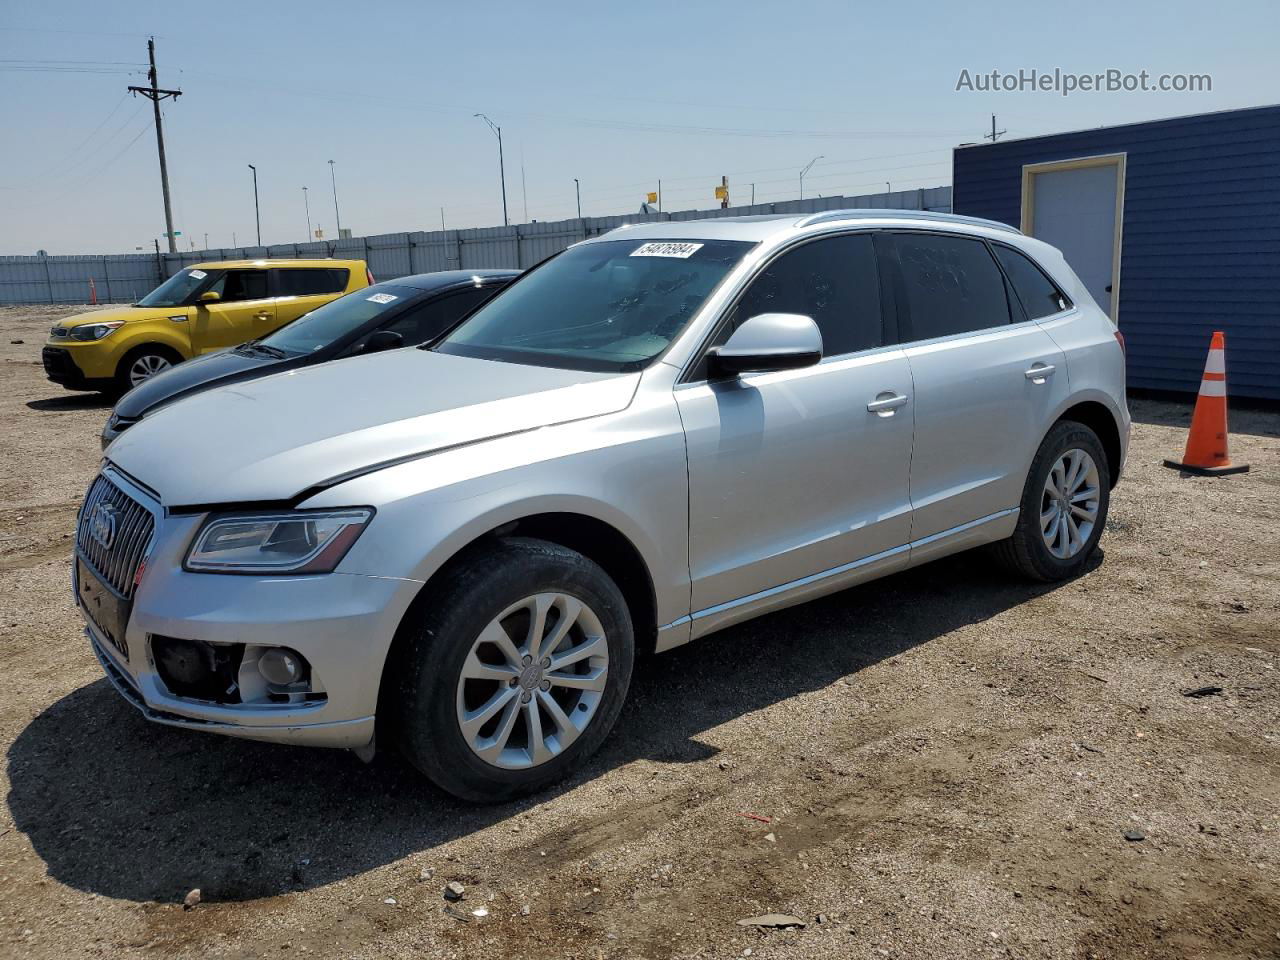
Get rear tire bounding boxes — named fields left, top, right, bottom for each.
left=993, top=420, right=1111, bottom=582
left=391, top=537, right=634, bottom=802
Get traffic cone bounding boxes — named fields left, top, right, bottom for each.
left=1163, top=331, right=1249, bottom=476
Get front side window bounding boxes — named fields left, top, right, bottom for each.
left=207, top=269, right=269, bottom=303
left=262, top=285, right=424, bottom=355
left=135, top=268, right=210, bottom=308
left=436, top=238, right=755, bottom=372
left=727, top=233, right=883, bottom=357
left=992, top=245, right=1070, bottom=319
left=274, top=268, right=350, bottom=297
left=893, top=233, right=1012, bottom=341
left=382, top=287, right=498, bottom=345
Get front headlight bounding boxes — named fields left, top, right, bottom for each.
left=69, top=321, right=124, bottom=341
left=185, top=508, right=374, bottom=574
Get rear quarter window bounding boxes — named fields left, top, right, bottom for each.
left=992, top=245, right=1071, bottom=319
left=274, top=268, right=350, bottom=297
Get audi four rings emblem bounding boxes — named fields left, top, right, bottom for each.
left=89, top=502, right=117, bottom=550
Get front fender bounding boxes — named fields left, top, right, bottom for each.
left=305, top=399, right=692, bottom=631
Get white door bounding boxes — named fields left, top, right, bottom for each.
left=1022, top=155, right=1125, bottom=318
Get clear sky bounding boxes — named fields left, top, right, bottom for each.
left=2, top=0, right=1275, bottom=254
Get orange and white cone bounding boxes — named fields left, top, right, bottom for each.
left=1163, top=331, right=1249, bottom=476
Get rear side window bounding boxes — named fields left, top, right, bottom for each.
left=893, top=233, right=1012, bottom=340
left=992, top=245, right=1070, bottom=319
left=274, top=268, right=350, bottom=297
left=207, top=269, right=268, bottom=303
left=728, top=233, right=883, bottom=357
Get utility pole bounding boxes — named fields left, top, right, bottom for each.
left=327, top=160, right=343, bottom=236
left=302, top=186, right=312, bottom=242
left=750, top=183, right=756, bottom=205
left=657, top=179, right=662, bottom=212
left=984, top=113, right=1006, bottom=143
left=886, top=181, right=892, bottom=193
left=128, top=37, right=182, bottom=253
left=248, top=164, right=261, bottom=246
left=799, top=156, right=823, bottom=201
left=440, top=207, right=446, bottom=232
left=573, top=178, right=581, bottom=218
left=720, top=175, right=729, bottom=209
left=474, top=113, right=508, bottom=226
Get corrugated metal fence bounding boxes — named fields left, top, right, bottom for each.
left=1, top=187, right=951, bottom=305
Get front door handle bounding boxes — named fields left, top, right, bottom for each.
left=1025, top=363, right=1056, bottom=384
left=254, top=312, right=271, bottom=321
left=867, top=392, right=909, bottom=417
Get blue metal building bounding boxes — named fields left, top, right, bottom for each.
left=953, top=104, right=1280, bottom=401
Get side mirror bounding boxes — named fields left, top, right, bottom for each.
left=198, top=290, right=221, bottom=304
left=708, top=313, right=822, bottom=377
left=363, top=329, right=404, bottom=353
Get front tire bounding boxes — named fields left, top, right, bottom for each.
left=993, top=420, right=1111, bottom=582
left=115, top=345, right=180, bottom=394
left=391, top=537, right=634, bottom=802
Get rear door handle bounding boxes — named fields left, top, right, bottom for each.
left=867, top=392, right=909, bottom=416
left=1025, top=363, right=1056, bottom=384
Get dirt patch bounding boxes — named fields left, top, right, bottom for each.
left=0, top=304, right=1277, bottom=959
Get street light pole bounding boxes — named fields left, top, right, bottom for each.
left=302, top=186, right=312, bottom=242
left=327, top=160, right=343, bottom=237
left=248, top=164, right=261, bottom=246
left=474, top=113, right=508, bottom=226
left=574, top=178, right=581, bottom=218
left=799, top=155, right=823, bottom=201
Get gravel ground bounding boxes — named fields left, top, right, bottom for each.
left=1, top=304, right=1277, bottom=960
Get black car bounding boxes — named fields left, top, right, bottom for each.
left=101, top=269, right=519, bottom=449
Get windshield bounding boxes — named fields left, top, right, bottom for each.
left=435, top=238, right=754, bottom=371
left=136, top=268, right=215, bottom=308
left=261, top=284, right=424, bottom=355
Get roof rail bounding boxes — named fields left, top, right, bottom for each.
left=796, top=208, right=1022, bottom=235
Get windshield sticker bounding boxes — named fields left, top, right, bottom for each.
left=630, top=242, right=704, bottom=259
left=367, top=293, right=398, bottom=304
left=188, top=269, right=207, bottom=280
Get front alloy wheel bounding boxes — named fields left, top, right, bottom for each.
left=392, top=537, right=634, bottom=802
left=457, top=592, right=609, bottom=770
left=128, top=352, right=172, bottom=386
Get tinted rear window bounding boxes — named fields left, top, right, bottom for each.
left=894, top=233, right=1012, bottom=341
left=275, top=268, right=349, bottom=297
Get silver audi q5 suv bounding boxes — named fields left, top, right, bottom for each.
left=77, top=210, right=1129, bottom=800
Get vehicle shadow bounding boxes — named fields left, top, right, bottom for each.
left=6, top=550, right=1097, bottom=904
left=26, top=394, right=113, bottom=412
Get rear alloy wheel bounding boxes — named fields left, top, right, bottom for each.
left=993, top=420, right=1111, bottom=581
left=392, top=537, right=634, bottom=802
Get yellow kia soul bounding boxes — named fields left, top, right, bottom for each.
left=43, top=258, right=371, bottom=393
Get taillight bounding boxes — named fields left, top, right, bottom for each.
left=366, top=268, right=375, bottom=285
left=1114, top=330, right=1126, bottom=354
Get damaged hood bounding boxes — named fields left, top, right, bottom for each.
left=106, top=348, right=639, bottom=506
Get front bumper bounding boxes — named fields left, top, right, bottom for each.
left=76, top=472, right=422, bottom=750
left=42, top=345, right=115, bottom=391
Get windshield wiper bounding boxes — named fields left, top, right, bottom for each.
left=235, top=340, right=288, bottom=359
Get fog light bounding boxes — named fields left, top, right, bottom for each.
left=258, top=648, right=304, bottom=685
